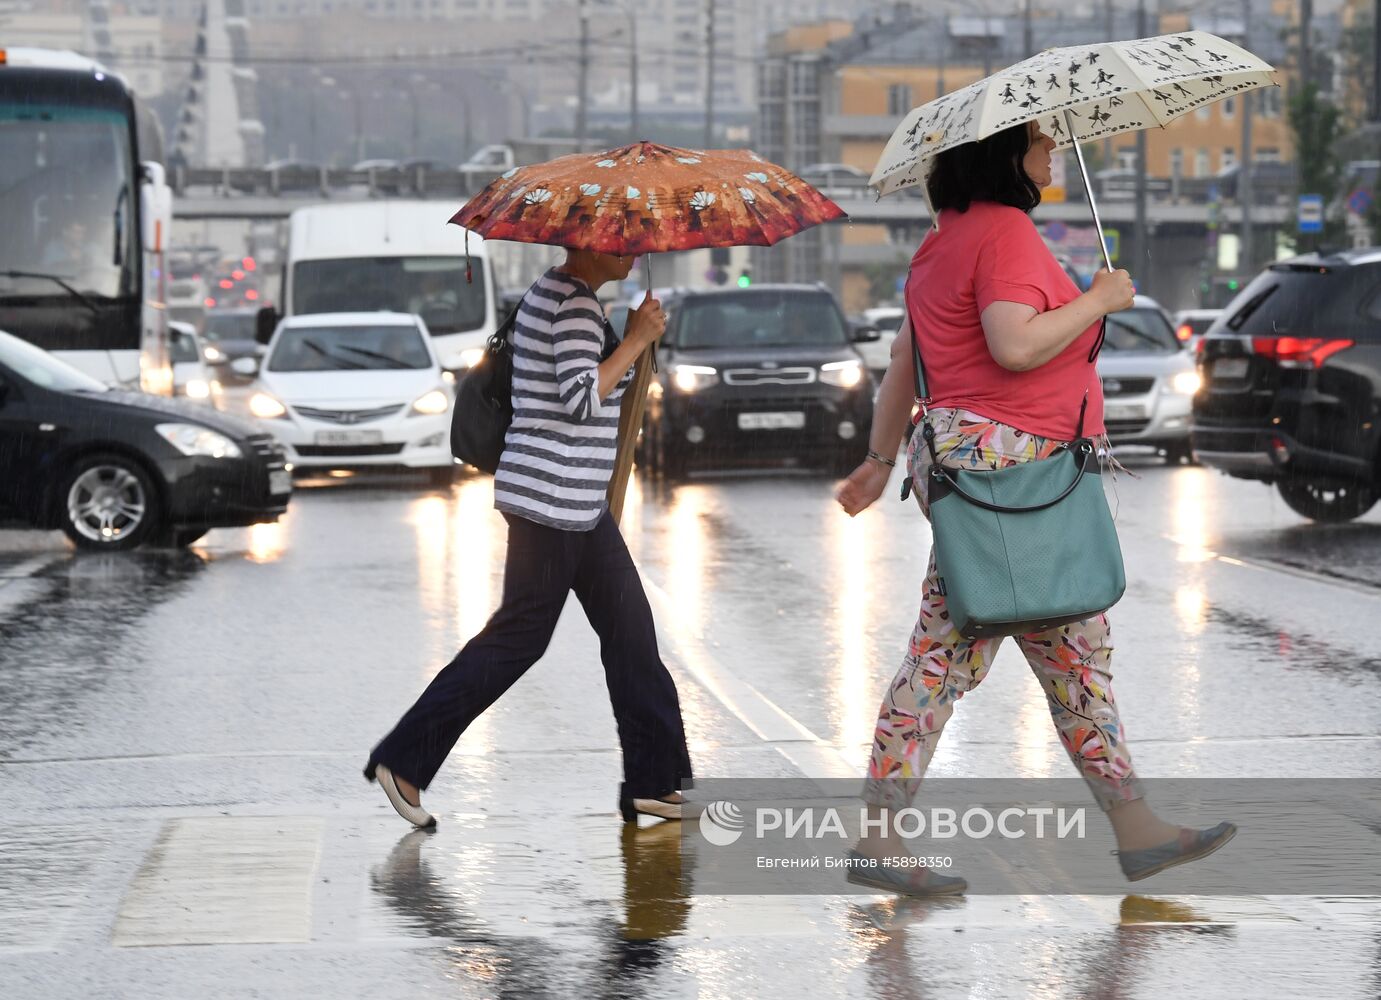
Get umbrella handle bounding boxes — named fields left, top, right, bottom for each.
left=1064, top=109, right=1115, bottom=274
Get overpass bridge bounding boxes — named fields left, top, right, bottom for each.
left=169, top=165, right=1288, bottom=228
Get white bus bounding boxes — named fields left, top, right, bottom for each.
left=0, top=47, right=174, bottom=392
left=259, top=201, right=498, bottom=377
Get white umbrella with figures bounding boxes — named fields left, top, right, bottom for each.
left=871, top=30, right=1279, bottom=202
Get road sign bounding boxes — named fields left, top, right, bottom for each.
left=1299, top=193, right=1324, bottom=234
left=1045, top=220, right=1068, bottom=242
left=1348, top=188, right=1373, bottom=216
left=1103, top=228, right=1120, bottom=263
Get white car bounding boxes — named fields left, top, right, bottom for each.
left=854, top=306, right=905, bottom=378
left=1098, top=296, right=1201, bottom=464
left=231, top=312, right=457, bottom=484
left=168, top=321, right=213, bottom=402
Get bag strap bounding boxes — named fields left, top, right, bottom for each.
left=929, top=440, right=1096, bottom=513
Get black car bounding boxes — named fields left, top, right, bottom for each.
left=1192, top=250, right=1381, bottom=522
left=0, top=332, right=291, bottom=550
left=637, top=285, right=875, bottom=478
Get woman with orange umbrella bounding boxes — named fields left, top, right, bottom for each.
left=365, top=141, right=843, bottom=828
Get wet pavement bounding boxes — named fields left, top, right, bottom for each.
left=1, top=456, right=1379, bottom=998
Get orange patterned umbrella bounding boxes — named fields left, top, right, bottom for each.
left=448, top=140, right=845, bottom=254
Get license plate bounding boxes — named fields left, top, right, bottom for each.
left=314, top=430, right=383, bottom=446
left=1104, top=403, right=1146, bottom=422
left=738, top=411, right=806, bottom=431
left=1214, top=357, right=1249, bottom=379
left=269, top=469, right=292, bottom=495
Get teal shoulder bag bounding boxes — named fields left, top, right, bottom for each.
left=902, top=304, right=1126, bottom=639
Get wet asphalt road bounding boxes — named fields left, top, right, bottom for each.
left=1, top=454, right=1379, bottom=999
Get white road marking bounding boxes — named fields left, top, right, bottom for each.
left=113, top=817, right=323, bottom=947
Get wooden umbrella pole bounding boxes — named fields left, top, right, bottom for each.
left=607, top=255, right=656, bottom=525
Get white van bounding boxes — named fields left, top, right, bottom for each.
left=261, top=201, right=498, bottom=376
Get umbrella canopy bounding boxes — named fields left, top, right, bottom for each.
left=871, top=30, right=1278, bottom=198
left=449, top=140, right=845, bottom=255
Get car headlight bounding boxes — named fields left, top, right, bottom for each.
left=185, top=379, right=211, bottom=400
left=820, top=359, right=864, bottom=388
left=249, top=392, right=288, bottom=419
left=203, top=345, right=225, bottom=363
left=155, top=422, right=243, bottom=459
left=411, top=388, right=451, bottom=415
left=672, top=364, right=718, bottom=392
left=1169, top=370, right=1203, bottom=395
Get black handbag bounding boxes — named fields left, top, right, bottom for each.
left=449, top=308, right=518, bottom=474
left=449, top=302, right=624, bottom=474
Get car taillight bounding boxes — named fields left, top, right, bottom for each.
left=1250, top=337, right=1354, bottom=369
left=1175, top=323, right=1193, bottom=342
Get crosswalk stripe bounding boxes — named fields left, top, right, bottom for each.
left=113, top=816, right=322, bottom=947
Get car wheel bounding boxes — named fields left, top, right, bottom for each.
left=1164, top=441, right=1196, bottom=465
left=660, top=435, right=688, bottom=482
left=59, top=453, right=161, bottom=551
left=156, top=527, right=209, bottom=548
left=427, top=464, right=458, bottom=488
left=1276, top=476, right=1377, bottom=523
left=830, top=447, right=867, bottom=477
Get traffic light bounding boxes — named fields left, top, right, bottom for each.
left=737, top=269, right=752, bottom=288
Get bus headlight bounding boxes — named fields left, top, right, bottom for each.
left=249, top=392, right=288, bottom=419
left=820, top=359, right=863, bottom=388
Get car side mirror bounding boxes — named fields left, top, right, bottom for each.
left=255, top=306, right=280, bottom=345
left=230, top=357, right=260, bottom=377
left=851, top=325, right=882, bottom=343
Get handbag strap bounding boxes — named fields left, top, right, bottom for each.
left=929, top=440, right=1096, bottom=513
left=902, top=268, right=1108, bottom=469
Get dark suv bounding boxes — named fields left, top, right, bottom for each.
left=1192, top=250, right=1381, bottom=521
left=637, top=285, right=875, bottom=478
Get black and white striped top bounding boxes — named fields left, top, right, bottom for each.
left=494, top=268, right=632, bottom=531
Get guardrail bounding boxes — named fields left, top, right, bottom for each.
left=169, top=163, right=507, bottom=198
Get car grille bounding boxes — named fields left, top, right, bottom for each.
left=292, top=403, right=406, bottom=424
left=722, top=367, right=817, bottom=386
left=1105, top=418, right=1152, bottom=436
left=246, top=434, right=287, bottom=465
left=293, top=443, right=407, bottom=457
left=1101, top=376, right=1155, bottom=396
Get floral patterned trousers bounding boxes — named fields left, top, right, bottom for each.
left=863, top=408, right=1146, bottom=812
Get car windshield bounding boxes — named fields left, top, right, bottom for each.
left=204, top=312, right=257, bottom=342
left=675, top=292, right=848, bottom=349
left=268, top=324, right=432, bottom=372
left=1102, top=307, right=1180, bottom=353
left=0, top=331, right=108, bottom=391
left=293, top=257, right=488, bottom=335
left=170, top=331, right=200, bottom=364
left=1220, top=264, right=1381, bottom=339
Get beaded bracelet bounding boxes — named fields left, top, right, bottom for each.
left=866, top=450, right=896, bottom=468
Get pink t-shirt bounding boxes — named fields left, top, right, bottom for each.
left=905, top=201, right=1104, bottom=440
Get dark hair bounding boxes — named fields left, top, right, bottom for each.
left=926, top=123, right=1041, bottom=215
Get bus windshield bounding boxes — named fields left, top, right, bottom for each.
left=0, top=103, right=135, bottom=302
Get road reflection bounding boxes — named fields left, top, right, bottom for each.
left=368, top=819, right=691, bottom=998
left=827, top=505, right=876, bottom=749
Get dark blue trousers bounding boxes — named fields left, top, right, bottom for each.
left=367, top=510, right=693, bottom=803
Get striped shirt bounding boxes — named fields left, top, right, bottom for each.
left=494, top=268, right=633, bottom=531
